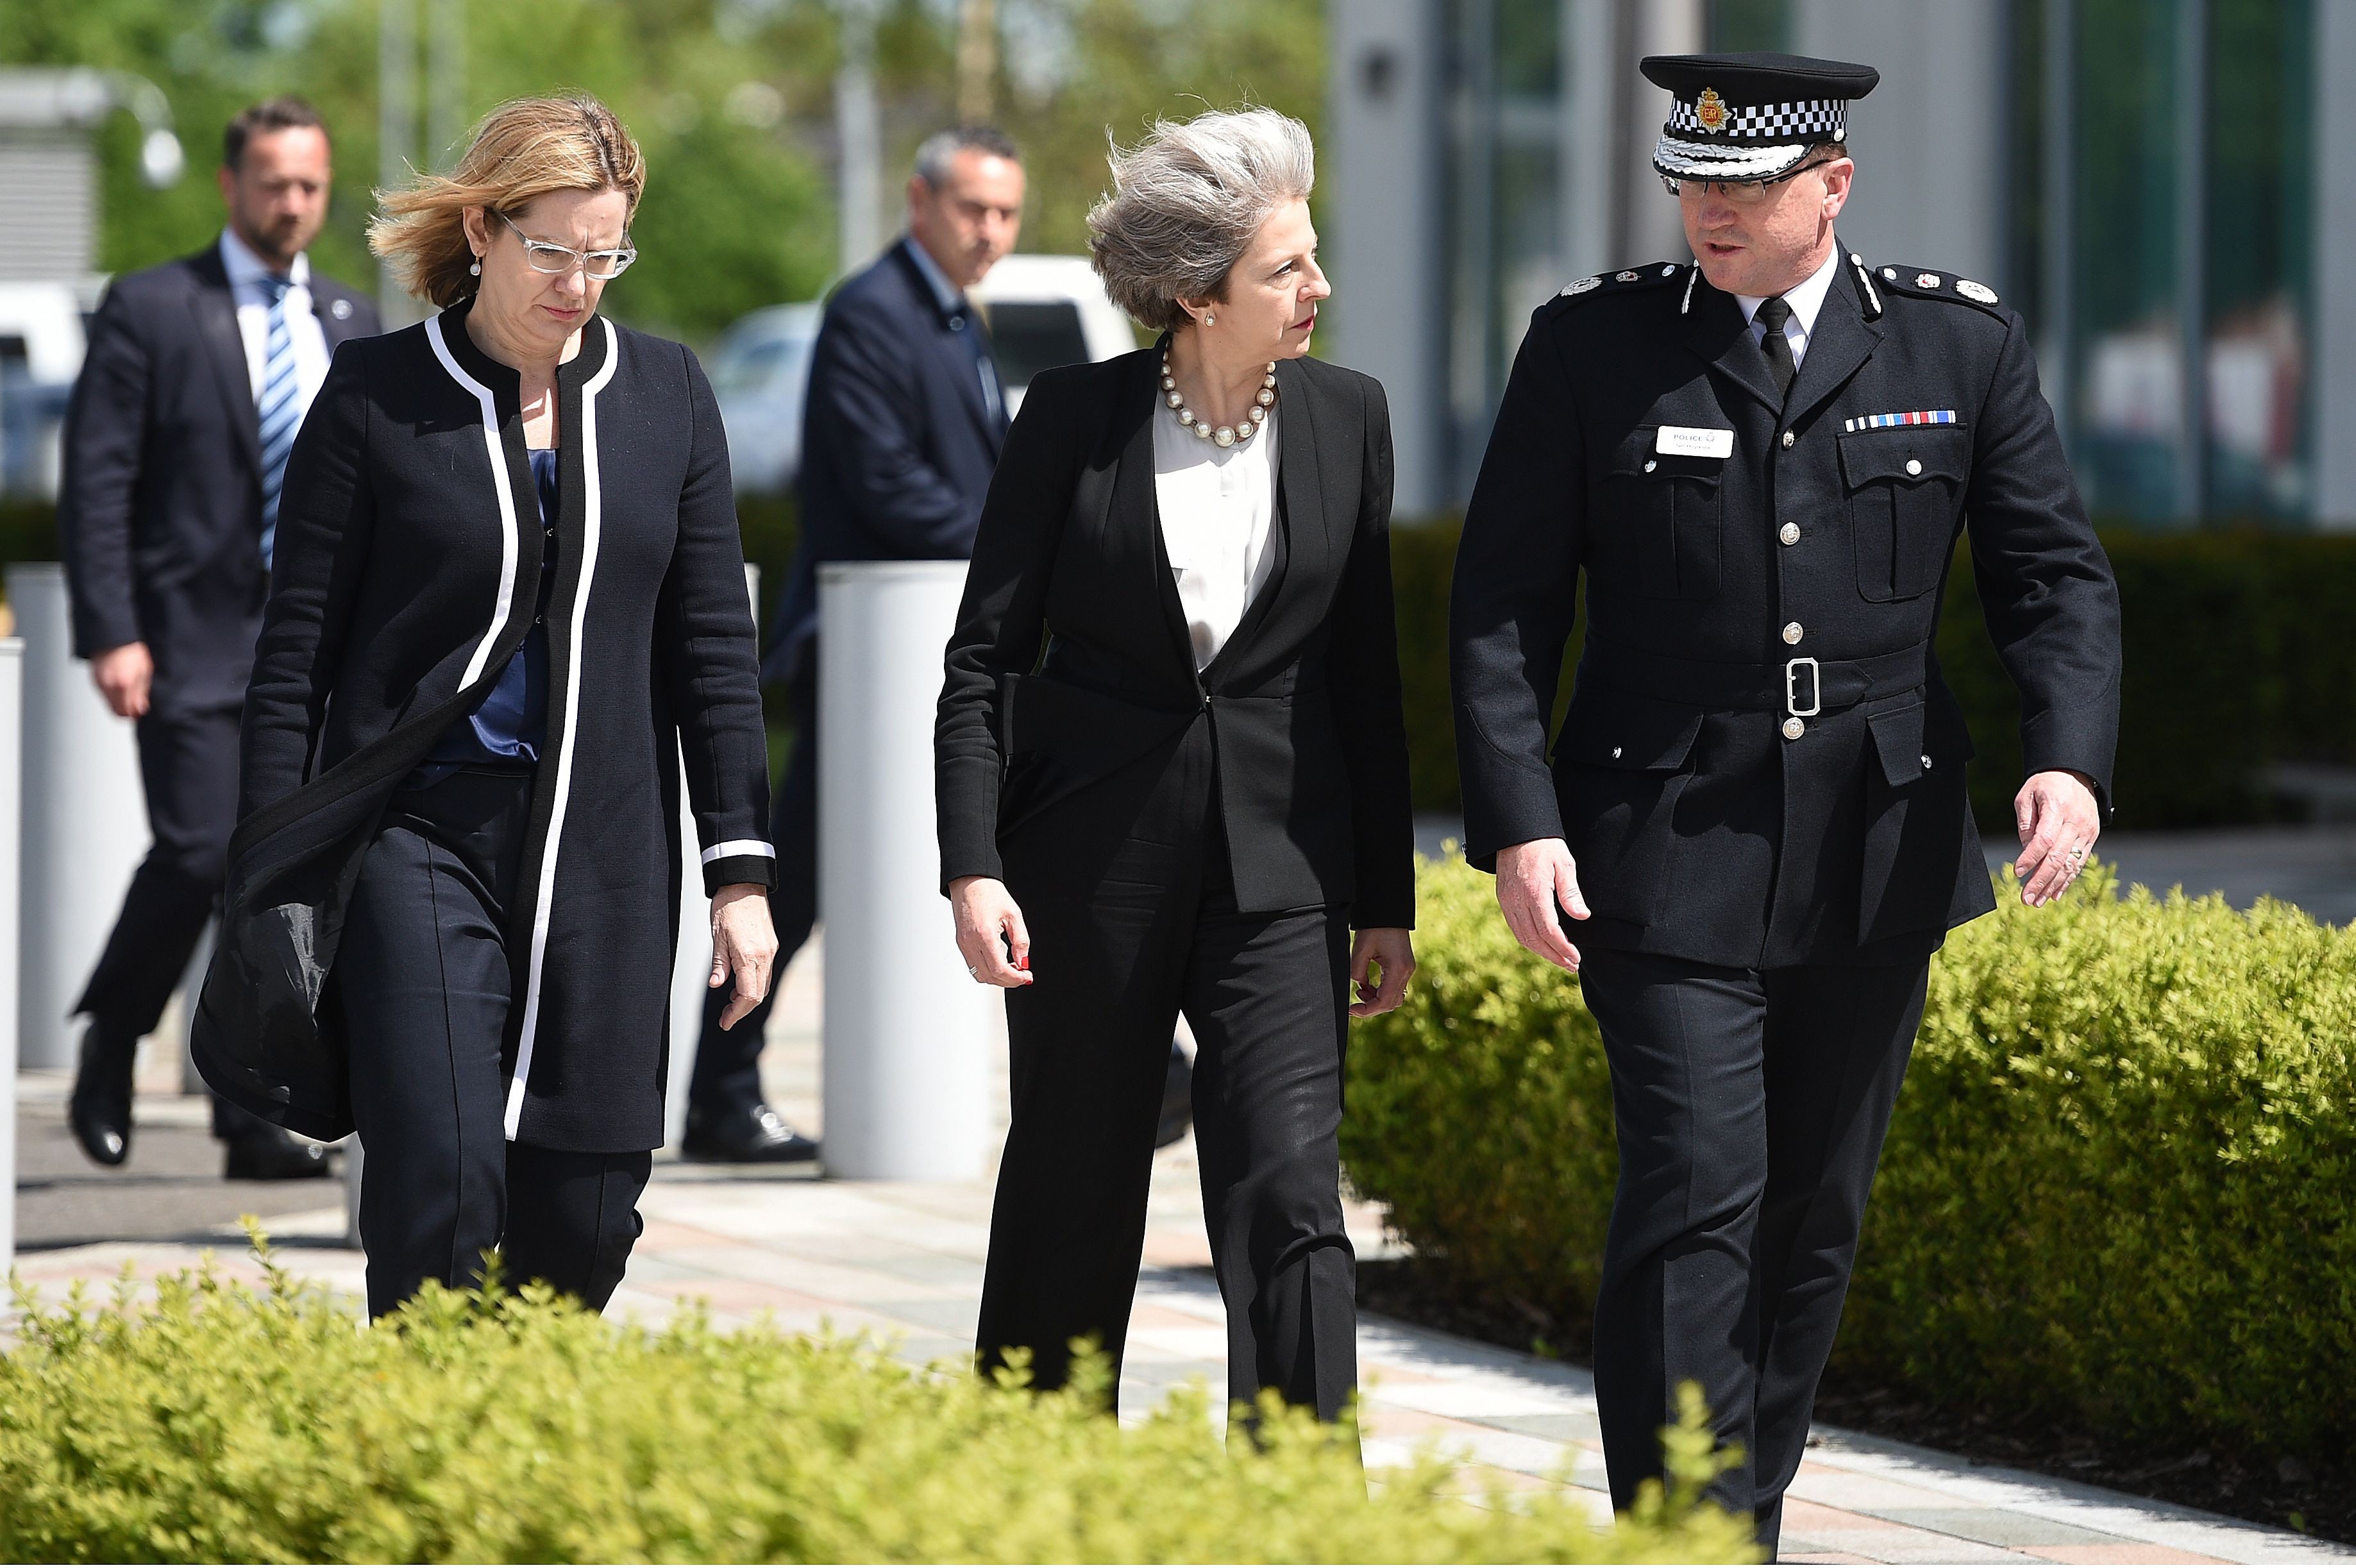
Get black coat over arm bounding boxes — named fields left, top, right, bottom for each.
left=936, top=346, right=1414, bottom=931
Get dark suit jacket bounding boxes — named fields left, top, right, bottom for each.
left=1450, top=251, right=2121, bottom=967
left=60, top=242, right=380, bottom=711
left=936, top=346, right=1415, bottom=930
left=767, top=239, right=1009, bottom=684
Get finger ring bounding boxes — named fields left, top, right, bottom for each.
left=2069, top=844, right=2087, bottom=859
left=966, top=964, right=979, bottom=978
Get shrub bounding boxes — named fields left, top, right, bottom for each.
left=0, top=1249, right=1756, bottom=1565
left=1343, top=856, right=2356, bottom=1467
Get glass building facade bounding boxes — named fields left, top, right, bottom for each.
left=1380, top=0, right=2337, bottom=527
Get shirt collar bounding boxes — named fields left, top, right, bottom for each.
left=900, top=235, right=965, bottom=314
left=1736, top=242, right=1840, bottom=337
left=219, top=227, right=310, bottom=290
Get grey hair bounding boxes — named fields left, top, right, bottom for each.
left=1086, top=108, right=1316, bottom=332
left=913, top=124, right=1020, bottom=187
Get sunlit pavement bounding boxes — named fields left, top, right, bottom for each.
left=12, top=936, right=2352, bottom=1565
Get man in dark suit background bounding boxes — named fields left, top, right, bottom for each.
left=679, top=126, right=1024, bottom=1163
left=59, top=96, right=381, bottom=1179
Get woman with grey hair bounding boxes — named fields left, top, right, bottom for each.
left=936, top=106, right=1414, bottom=1422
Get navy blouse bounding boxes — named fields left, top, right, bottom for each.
left=416, top=446, right=559, bottom=781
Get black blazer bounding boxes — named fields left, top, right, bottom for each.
left=767, top=239, right=1009, bottom=684
left=1451, top=253, right=2121, bottom=966
left=936, top=346, right=1414, bottom=930
left=60, top=242, right=380, bottom=711
left=194, top=301, right=772, bottom=1149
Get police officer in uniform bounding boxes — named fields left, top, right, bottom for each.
left=1448, top=54, right=2121, bottom=1551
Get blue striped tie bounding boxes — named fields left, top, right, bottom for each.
left=256, top=276, right=300, bottom=569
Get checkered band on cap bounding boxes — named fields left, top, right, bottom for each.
left=1665, top=96, right=1847, bottom=142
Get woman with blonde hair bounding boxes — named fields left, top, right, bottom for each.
left=936, top=106, right=1414, bottom=1420
left=195, top=94, right=777, bottom=1318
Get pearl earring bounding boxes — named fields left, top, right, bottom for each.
left=469, top=258, right=482, bottom=276
left=1204, top=312, right=1215, bottom=327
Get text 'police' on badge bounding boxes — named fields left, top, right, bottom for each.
left=1656, top=425, right=1735, bottom=459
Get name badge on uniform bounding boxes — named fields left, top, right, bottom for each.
left=1656, top=425, right=1735, bottom=459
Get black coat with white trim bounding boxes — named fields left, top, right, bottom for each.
left=192, top=301, right=773, bottom=1149
left=1449, top=248, right=2121, bottom=968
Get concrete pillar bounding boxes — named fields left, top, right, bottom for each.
left=816, top=561, right=992, bottom=1181
left=1624, top=0, right=1703, bottom=266
left=1325, top=0, right=1447, bottom=518
left=2314, top=0, right=2356, bottom=528
left=1789, top=0, right=2009, bottom=289
left=1560, top=0, right=1621, bottom=282
left=8, top=564, right=145, bottom=1072
left=0, top=639, right=22, bottom=1276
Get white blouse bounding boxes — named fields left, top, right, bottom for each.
left=1153, top=400, right=1280, bottom=670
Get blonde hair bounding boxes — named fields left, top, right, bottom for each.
left=369, top=94, right=646, bottom=308
left=1086, top=108, right=1315, bottom=332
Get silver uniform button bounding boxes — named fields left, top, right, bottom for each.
left=1612, top=746, right=1624, bottom=759
left=1906, top=458, right=1924, bottom=476
left=1779, top=522, right=1801, bottom=546
left=1921, top=754, right=1935, bottom=770
left=1781, top=430, right=1795, bottom=449
left=1782, top=622, right=1804, bottom=645
left=1782, top=717, right=1806, bottom=740
left=1644, top=459, right=1657, bottom=473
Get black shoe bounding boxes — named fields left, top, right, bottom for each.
left=1155, top=1038, right=1193, bottom=1150
left=68, top=1022, right=137, bottom=1167
left=680, top=1100, right=820, bottom=1163
left=223, top=1127, right=334, bottom=1181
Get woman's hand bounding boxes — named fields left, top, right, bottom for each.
left=709, top=884, right=779, bottom=1029
left=1349, top=927, right=1415, bottom=1018
left=951, top=875, right=1034, bottom=988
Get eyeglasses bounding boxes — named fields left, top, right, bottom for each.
left=492, top=208, right=637, bottom=281
left=1660, top=156, right=1839, bottom=207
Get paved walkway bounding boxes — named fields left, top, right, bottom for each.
left=10, top=946, right=2352, bottom=1564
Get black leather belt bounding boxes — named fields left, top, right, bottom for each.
left=1582, top=637, right=1930, bottom=718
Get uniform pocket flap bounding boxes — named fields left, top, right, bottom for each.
left=1558, top=686, right=1706, bottom=771
left=1839, top=425, right=1971, bottom=487
left=1610, top=426, right=1726, bottom=485
left=1867, top=702, right=1927, bottom=786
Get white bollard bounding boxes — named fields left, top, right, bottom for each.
left=0, top=639, right=23, bottom=1277
left=9, top=566, right=147, bottom=1072
left=818, top=561, right=991, bottom=1181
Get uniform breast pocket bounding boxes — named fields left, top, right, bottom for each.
left=1599, top=429, right=1724, bottom=602
left=1839, top=426, right=1971, bottom=602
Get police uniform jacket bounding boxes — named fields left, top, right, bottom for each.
left=1449, top=249, right=2121, bottom=967
left=192, top=301, right=775, bottom=1147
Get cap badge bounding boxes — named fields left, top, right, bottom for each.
left=1956, top=279, right=1999, bottom=303
left=1561, top=275, right=1601, bottom=296
left=1695, top=88, right=1729, bottom=133
left=1915, top=272, right=1942, bottom=289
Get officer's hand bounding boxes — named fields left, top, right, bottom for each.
left=1495, top=838, right=1588, bottom=972
left=1349, top=927, right=1415, bottom=1018
left=950, top=875, right=1034, bottom=988
left=2014, top=770, right=2102, bottom=907
left=710, top=883, right=778, bottom=1030
left=90, top=641, right=153, bottom=719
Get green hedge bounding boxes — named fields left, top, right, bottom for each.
left=0, top=1252, right=1756, bottom=1564
left=1386, top=518, right=2356, bottom=829
left=1342, top=856, right=2356, bottom=1467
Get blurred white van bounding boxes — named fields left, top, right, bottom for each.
left=709, top=253, right=1136, bottom=496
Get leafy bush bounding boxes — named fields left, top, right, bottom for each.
left=0, top=1250, right=1756, bottom=1564
left=1343, top=856, right=2356, bottom=1467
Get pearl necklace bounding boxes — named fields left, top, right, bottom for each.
left=1161, top=353, right=1278, bottom=448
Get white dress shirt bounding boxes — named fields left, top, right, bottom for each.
left=1154, top=400, right=1280, bottom=671
left=1735, top=244, right=1842, bottom=371
left=219, top=228, right=331, bottom=410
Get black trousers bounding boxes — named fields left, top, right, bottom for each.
left=1576, top=947, right=1928, bottom=1554
left=76, top=702, right=264, bottom=1140
left=339, top=767, right=652, bottom=1320
left=976, top=723, right=1358, bottom=1420
left=688, top=664, right=816, bottom=1111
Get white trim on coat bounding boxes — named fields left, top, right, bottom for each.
left=506, top=317, right=621, bottom=1142
left=700, top=839, right=776, bottom=864
left=423, top=315, right=523, bottom=689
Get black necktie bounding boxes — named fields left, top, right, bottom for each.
left=1756, top=295, right=1795, bottom=403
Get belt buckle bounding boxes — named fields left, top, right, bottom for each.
left=1785, top=657, right=1822, bottom=718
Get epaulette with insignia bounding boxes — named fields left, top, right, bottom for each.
left=1553, top=261, right=1686, bottom=309
left=1872, top=262, right=2006, bottom=317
